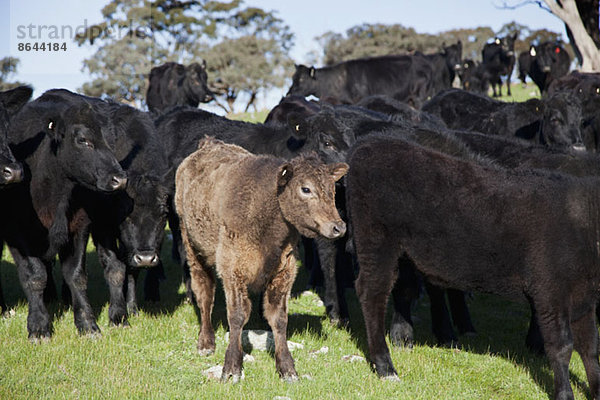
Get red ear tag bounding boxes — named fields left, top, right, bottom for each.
left=555, top=47, right=560, bottom=54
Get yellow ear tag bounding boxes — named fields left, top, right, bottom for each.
left=295, top=124, right=300, bottom=131
left=48, top=121, right=54, bottom=130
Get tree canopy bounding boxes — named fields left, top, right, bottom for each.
left=76, top=0, right=294, bottom=111
left=0, top=57, right=28, bottom=91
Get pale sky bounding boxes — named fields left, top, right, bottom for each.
left=0, top=0, right=566, bottom=109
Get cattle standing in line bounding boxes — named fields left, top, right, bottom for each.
left=4, top=98, right=126, bottom=339
left=286, top=55, right=435, bottom=107
left=0, top=86, right=32, bottom=314
left=146, top=61, right=214, bottom=114
left=346, top=133, right=600, bottom=400
left=422, top=88, right=585, bottom=150
left=175, top=137, right=348, bottom=381
left=482, top=34, right=517, bottom=97
left=519, top=42, right=571, bottom=94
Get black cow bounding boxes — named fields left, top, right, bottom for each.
left=458, top=59, right=490, bottom=94
left=416, top=41, right=463, bottom=95
left=0, top=86, right=32, bottom=314
left=146, top=61, right=213, bottom=114
left=548, top=71, right=600, bottom=152
left=264, top=95, right=320, bottom=125
left=521, top=42, right=571, bottom=93
left=286, top=54, right=434, bottom=107
left=482, top=34, right=517, bottom=97
left=422, top=88, right=584, bottom=150
left=37, top=89, right=170, bottom=320
left=4, top=96, right=126, bottom=339
left=347, top=133, right=600, bottom=400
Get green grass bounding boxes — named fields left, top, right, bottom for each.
left=0, top=235, right=593, bottom=400
left=494, top=82, right=541, bottom=103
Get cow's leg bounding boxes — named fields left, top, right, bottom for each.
left=536, top=304, right=574, bottom=400
left=60, top=227, right=99, bottom=335
left=390, top=257, right=419, bottom=348
left=0, top=243, right=5, bottom=314
left=168, top=209, right=194, bottom=304
left=506, top=76, right=512, bottom=96
left=144, top=263, right=163, bottom=302
left=447, top=288, right=476, bottom=335
left=125, top=267, right=140, bottom=315
left=95, top=235, right=128, bottom=326
left=11, top=248, right=51, bottom=339
left=315, top=236, right=345, bottom=325
left=221, top=264, right=250, bottom=382
left=572, top=307, right=600, bottom=399
left=43, top=260, right=58, bottom=304
left=355, top=249, right=399, bottom=379
left=263, top=250, right=298, bottom=381
left=526, top=303, right=545, bottom=355
left=425, top=282, right=457, bottom=346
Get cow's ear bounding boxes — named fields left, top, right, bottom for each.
left=309, top=66, right=316, bottom=79
left=0, top=85, right=33, bottom=117
left=278, top=163, right=293, bottom=187
left=328, top=162, right=349, bottom=182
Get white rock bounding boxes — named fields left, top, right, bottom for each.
left=341, top=354, right=365, bottom=363
left=224, top=330, right=303, bottom=352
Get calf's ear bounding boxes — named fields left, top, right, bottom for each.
left=309, top=66, right=316, bottom=78
left=278, top=163, right=293, bottom=187
left=328, top=162, right=349, bottom=182
left=0, top=86, right=33, bottom=117
left=45, top=115, right=64, bottom=142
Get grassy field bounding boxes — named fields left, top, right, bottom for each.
left=1, top=88, right=593, bottom=400
left=0, top=233, right=592, bottom=400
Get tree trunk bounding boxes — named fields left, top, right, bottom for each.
left=544, top=0, right=600, bottom=71
left=244, top=91, right=257, bottom=113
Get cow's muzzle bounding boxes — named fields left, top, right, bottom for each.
left=131, top=251, right=160, bottom=267
left=321, top=220, right=347, bottom=240
left=1, top=163, right=23, bottom=185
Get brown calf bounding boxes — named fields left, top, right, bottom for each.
left=175, top=137, right=348, bottom=382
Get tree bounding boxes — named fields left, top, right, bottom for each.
left=0, top=57, right=27, bottom=91
left=500, top=0, right=600, bottom=71
left=76, top=0, right=294, bottom=111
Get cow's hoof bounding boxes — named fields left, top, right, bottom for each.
left=282, top=374, right=299, bottom=383
left=28, top=332, right=51, bottom=344
left=221, top=371, right=244, bottom=383
left=198, top=348, right=215, bottom=356
left=382, top=374, right=401, bottom=382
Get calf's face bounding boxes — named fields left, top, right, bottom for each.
left=118, top=176, right=168, bottom=267
left=277, top=156, right=348, bottom=240
left=541, top=92, right=585, bottom=151
left=51, top=105, right=127, bottom=192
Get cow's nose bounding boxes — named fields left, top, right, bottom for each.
left=2, top=163, right=23, bottom=184
left=132, top=251, right=159, bottom=267
left=325, top=221, right=346, bottom=239
left=542, top=66, right=551, bottom=72
left=109, top=174, right=127, bottom=191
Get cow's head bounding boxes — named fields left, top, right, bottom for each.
left=286, top=106, right=355, bottom=163
left=185, top=62, right=214, bottom=104
left=117, top=174, right=169, bottom=268
left=277, top=153, right=348, bottom=240
left=539, top=92, right=585, bottom=151
left=442, top=41, right=463, bottom=73
left=287, top=64, right=318, bottom=98
left=501, top=33, right=517, bottom=56
left=46, top=104, right=127, bottom=192
left=0, top=86, right=31, bottom=185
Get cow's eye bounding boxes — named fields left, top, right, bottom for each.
left=77, top=137, right=94, bottom=149
left=301, top=187, right=311, bottom=194
left=324, top=140, right=332, bottom=147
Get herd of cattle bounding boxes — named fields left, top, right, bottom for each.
left=1, top=33, right=600, bottom=399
